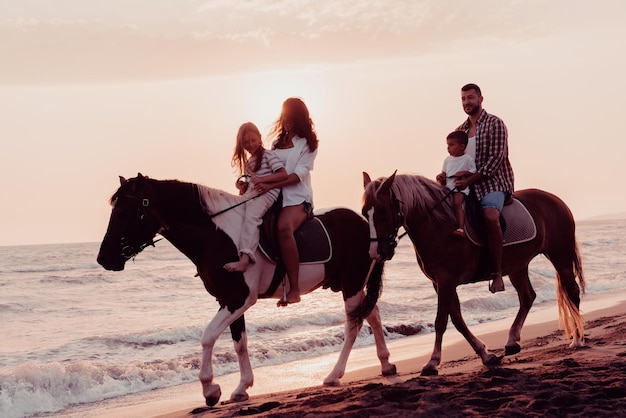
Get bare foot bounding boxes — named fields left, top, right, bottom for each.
left=453, top=228, right=466, bottom=239
left=489, top=273, right=505, bottom=293
left=277, top=292, right=301, bottom=307
left=223, top=260, right=249, bottom=273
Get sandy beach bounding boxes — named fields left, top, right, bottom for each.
left=72, top=293, right=626, bottom=418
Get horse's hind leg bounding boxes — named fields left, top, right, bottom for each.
left=505, top=267, right=536, bottom=355
left=365, top=304, right=396, bottom=376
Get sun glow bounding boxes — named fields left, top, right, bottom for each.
left=235, top=67, right=329, bottom=141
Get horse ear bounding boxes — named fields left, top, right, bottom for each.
left=363, top=172, right=372, bottom=188
left=119, top=176, right=126, bottom=185
left=380, top=170, right=397, bottom=193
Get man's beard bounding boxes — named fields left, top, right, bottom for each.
left=464, top=104, right=479, bottom=116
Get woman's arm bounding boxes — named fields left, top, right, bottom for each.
left=255, top=142, right=317, bottom=193
left=251, top=168, right=287, bottom=185
left=291, top=148, right=317, bottom=181
left=254, top=172, right=299, bottom=193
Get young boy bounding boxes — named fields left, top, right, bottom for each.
left=437, top=131, right=476, bottom=238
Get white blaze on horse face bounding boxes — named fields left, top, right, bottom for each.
left=366, top=207, right=380, bottom=261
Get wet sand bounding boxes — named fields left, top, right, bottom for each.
left=149, top=296, right=626, bottom=417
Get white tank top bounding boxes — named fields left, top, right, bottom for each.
left=466, top=136, right=476, bottom=160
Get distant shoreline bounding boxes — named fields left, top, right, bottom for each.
left=579, top=213, right=626, bottom=221
left=0, top=216, right=624, bottom=247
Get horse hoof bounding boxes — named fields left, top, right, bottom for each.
left=382, top=364, right=397, bottom=376
left=230, top=392, right=249, bottom=403
left=505, top=343, right=521, bottom=356
left=205, top=395, right=220, bottom=407
left=569, top=338, right=584, bottom=349
left=484, top=354, right=503, bottom=367
left=420, top=367, right=439, bottom=376
left=204, top=385, right=222, bottom=407
left=323, top=377, right=341, bottom=386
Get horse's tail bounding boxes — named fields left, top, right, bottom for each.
left=555, top=240, right=585, bottom=344
left=348, top=260, right=385, bottom=326
left=573, top=240, right=585, bottom=294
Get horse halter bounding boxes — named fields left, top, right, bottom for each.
left=369, top=189, right=405, bottom=250
left=119, top=194, right=163, bottom=260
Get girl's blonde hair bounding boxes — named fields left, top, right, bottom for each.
left=232, top=122, right=264, bottom=175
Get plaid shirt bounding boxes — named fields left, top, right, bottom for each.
left=457, top=109, right=514, bottom=201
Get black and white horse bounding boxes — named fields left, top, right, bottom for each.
left=97, top=174, right=395, bottom=407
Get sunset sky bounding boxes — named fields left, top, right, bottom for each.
left=1, top=0, right=624, bottom=246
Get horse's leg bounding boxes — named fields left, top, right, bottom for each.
left=229, top=315, right=253, bottom=402
left=422, top=288, right=451, bottom=376
left=446, top=289, right=501, bottom=368
left=200, top=303, right=253, bottom=406
left=365, top=304, right=397, bottom=376
left=323, top=291, right=363, bottom=386
left=505, top=268, right=536, bottom=355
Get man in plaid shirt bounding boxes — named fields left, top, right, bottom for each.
left=453, top=83, right=515, bottom=293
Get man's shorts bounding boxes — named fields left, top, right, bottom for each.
left=480, top=191, right=506, bottom=211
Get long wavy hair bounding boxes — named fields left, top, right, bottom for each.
left=231, top=122, right=264, bottom=175
left=270, top=97, right=318, bottom=152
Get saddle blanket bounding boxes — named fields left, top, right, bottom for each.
left=259, top=217, right=332, bottom=264
left=465, top=198, right=537, bottom=247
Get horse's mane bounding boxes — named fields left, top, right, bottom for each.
left=195, top=184, right=246, bottom=243
left=365, top=174, right=456, bottom=223
left=109, top=175, right=244, bottom=249
left=111, top=178, right=193, bottom=205
left=111, top=177, right=244, bottom=238
left=196, top=184, right=245, bottom=214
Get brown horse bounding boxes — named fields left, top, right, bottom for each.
left=362, top=171, right=585, bottom=376
left=97, top=174, right=395, bottom=407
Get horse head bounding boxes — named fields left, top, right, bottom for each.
left=97, top=173, right=162, bottom=271
left=362, top=171, right=403, bottom=262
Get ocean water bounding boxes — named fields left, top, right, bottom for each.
left=1, top=219, right=625, bottom=418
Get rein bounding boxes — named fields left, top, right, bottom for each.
left=396, top=186, right=458, bottom=241
left=207, top=193, right=261, bottom=219
left=205, top=175, right=263, bottom=219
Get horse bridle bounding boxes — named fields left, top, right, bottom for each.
left=118, top=194, right=163, bottom=259
left=369, top=189, right=405, bottom=250
left=117, top=181, right=254, bottom=260
left=370, top=185, right=458, bottom=249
